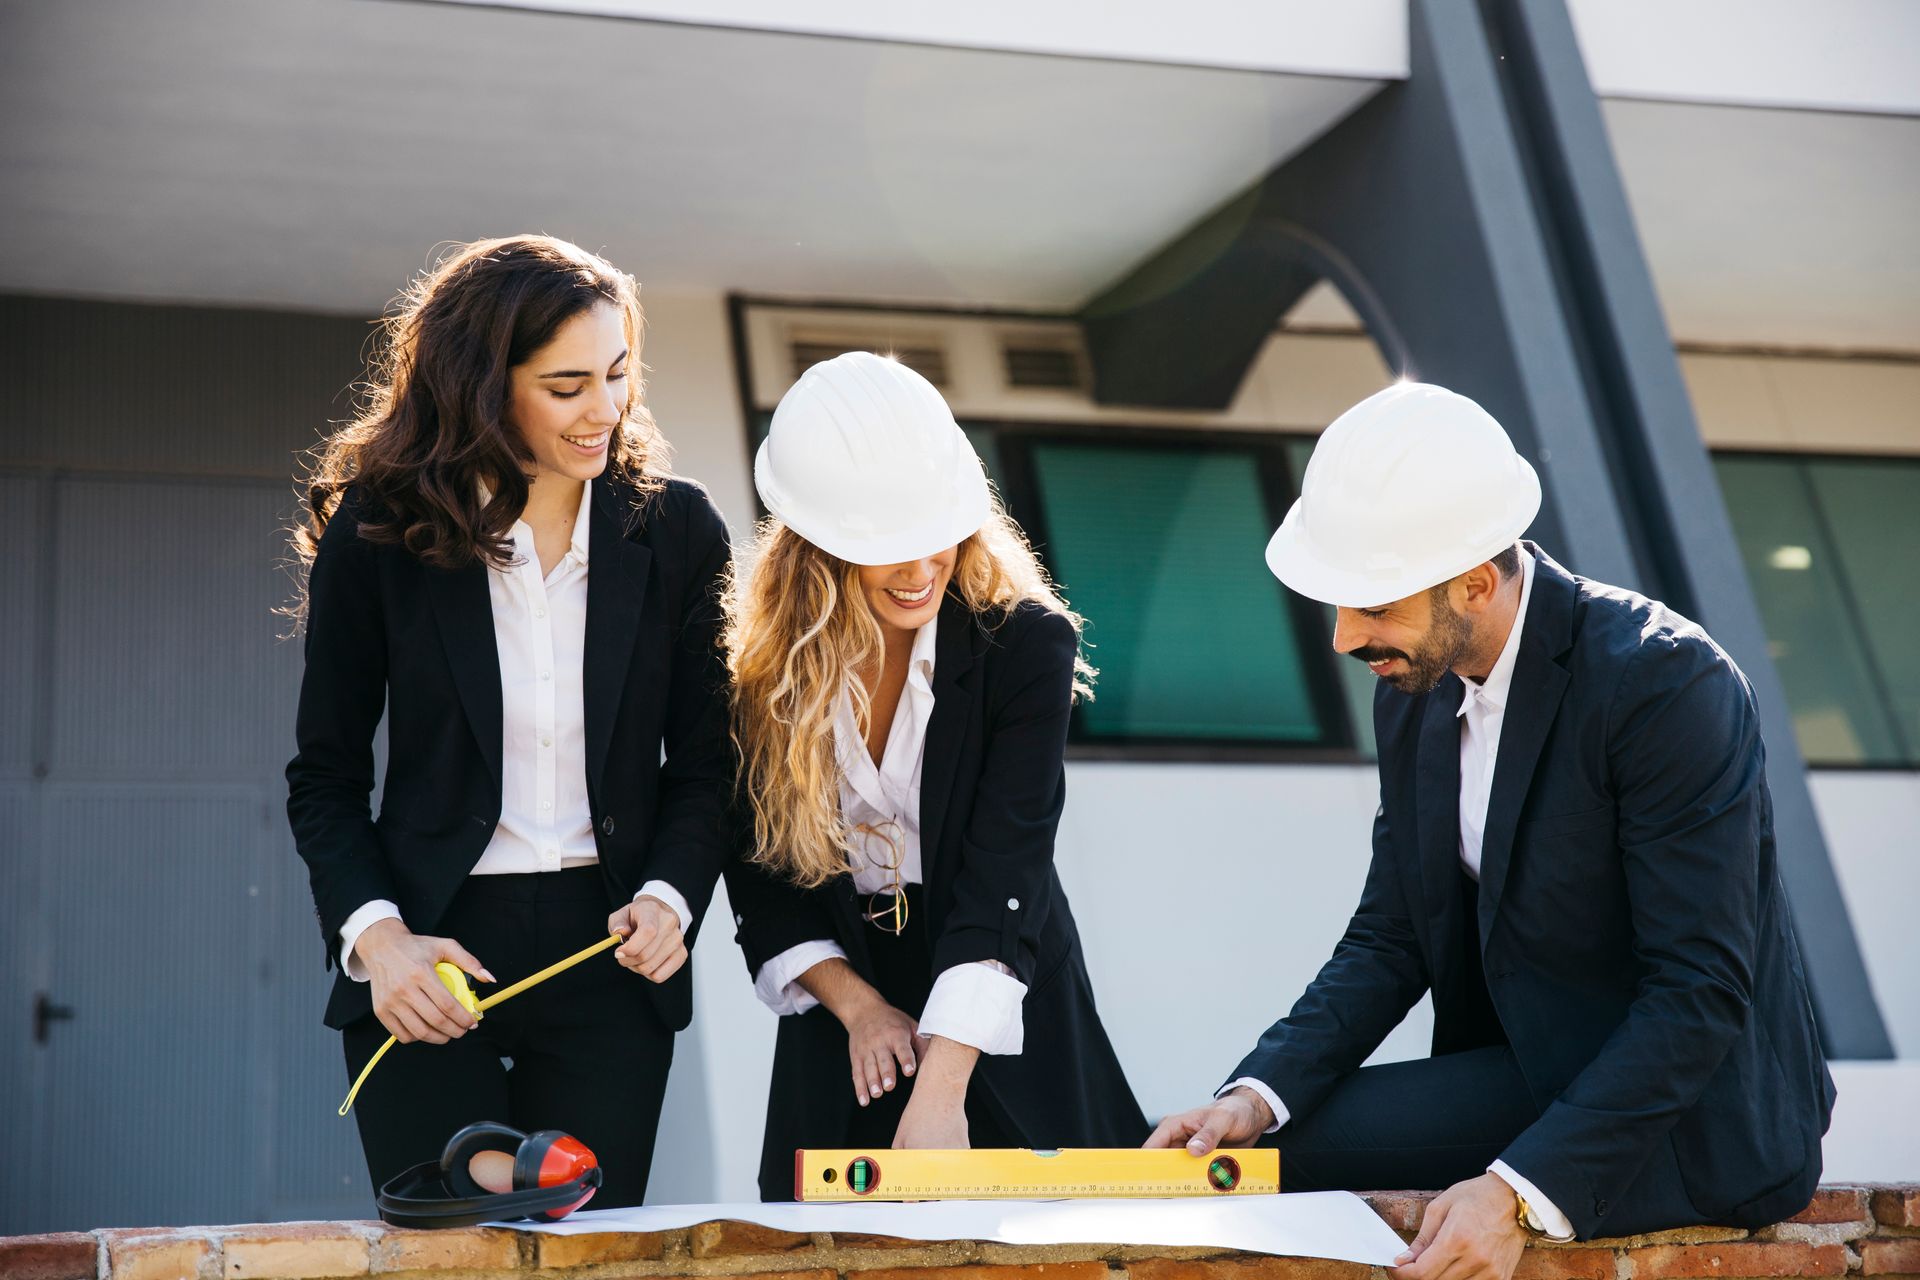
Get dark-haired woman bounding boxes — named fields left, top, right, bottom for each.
left=287, top=235, right=731, bottom=1206
left=724, top=353, right=1146, bottom=1201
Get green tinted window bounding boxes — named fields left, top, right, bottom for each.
left=1713, top=453, right=1918, bottom=765
left=1028, top=440, right=1330, bottom=743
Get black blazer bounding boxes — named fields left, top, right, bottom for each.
left=1231, top=545, right=1833, bottom=1239
left=725, top=594, right=1146, bottom=1191
left=287, top=474, right=733, bottom=1032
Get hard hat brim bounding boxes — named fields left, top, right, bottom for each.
left=756, top=437, right=993, bottom=566
left=1264, top=456, right=1542, bottom=608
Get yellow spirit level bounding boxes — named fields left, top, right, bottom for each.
left=795, top=1148, right=1279, bottom=1201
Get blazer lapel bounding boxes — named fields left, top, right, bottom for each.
left=1414, top=673, right=1467, bottom=968
left=583, top=477, right=652, bottom=801
left=1475, top=546, right=1576, bottom=938
left=425, top=559, right=504, bottom=790
left=917, top=593, right=980, bottom=881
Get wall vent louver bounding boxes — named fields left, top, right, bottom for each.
left=789, top=338, right=949, bottom=387
left=1002, top=343, right=1087, bottom=391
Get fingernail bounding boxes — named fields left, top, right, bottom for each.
left=883, top=1077, right=894, bottom=1088
left=902, top=1064, right=914, bottom=1075
left=857, top=1096, right=868, bottom=1107
left=1395, top=1253, right=1413, bottom=1266
left=871, top=1085, right=882, bottom=1097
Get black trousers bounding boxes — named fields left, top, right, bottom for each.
left=341, top=866, right=674, bottom=1208
left=1265, top=1043, right=1541, bottom=1192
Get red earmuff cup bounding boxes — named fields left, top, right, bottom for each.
left=538, top=1135, right=598, bottom=1187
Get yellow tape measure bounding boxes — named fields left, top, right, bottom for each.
left=795, top=1148, right=1279, bottom=1201
left=338, top=933, right=624, bottom=1116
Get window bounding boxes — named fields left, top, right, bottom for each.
left=984, top=431, right=1354, bottom=754
left=1713, top=452, right=1920, bottom=766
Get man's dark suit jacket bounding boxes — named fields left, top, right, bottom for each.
left=724, top=595, right=1147, bottom=1199
left=286, top=474, right=733, bottom=1032
left=1232, top=544, right=1834, bottom=1239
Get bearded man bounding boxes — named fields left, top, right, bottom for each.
left=1149, top=384, right=1833, bottom=1278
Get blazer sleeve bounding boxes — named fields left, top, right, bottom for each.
left=637, top=485, right=736, bottom=930
left=928, top=605, right=1078, bottom=986
left=1498, top=633, right=1765, bottom=1239
left=1223, top=801, right=1430, bottom=1116
left=722, top=824, right=845, bottom=980
left=285, top=504, right=399, bottom=968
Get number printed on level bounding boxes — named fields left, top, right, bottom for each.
left=794, top=1148, right=1280, bottom=1201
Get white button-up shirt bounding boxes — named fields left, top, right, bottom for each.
left=337, top=487, right=688, bottom=979
left=751, top=615, right=1029, bottom=1055
left=1223, top=550, right=1571, bottom=1239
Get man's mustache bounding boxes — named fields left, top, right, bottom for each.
left=1349, top=645, right=1410, bottom=665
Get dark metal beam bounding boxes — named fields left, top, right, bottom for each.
left=1481, top=0, right=1893, bottom=1057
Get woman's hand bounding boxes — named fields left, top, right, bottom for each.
left=355, top=918, right=493, bottom=1045
left=608, top=897, right=688, bottom=982
left=843, top=996, right=924, bottom=1107
left=893, top=1036, right=977, bottom=1148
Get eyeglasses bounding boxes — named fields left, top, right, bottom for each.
left=854, top=820, right=908, bottom=936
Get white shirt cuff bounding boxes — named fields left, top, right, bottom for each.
left=754, top=940, right=848, bottom=1016
left=1489, top=1160, right=1576, bottom=1241
left=338, top=899, right=403, bottom=983
left=917, top=961, right=1028, bottom=1055
left=634, top=880, right=692, bottom=934
left=1217, top=1077, right=1291, bottom=1133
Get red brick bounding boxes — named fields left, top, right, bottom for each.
left=1787, top=1188, right=1870, bottom=1226
left=0, top=1233, right=98, bottom=1280
left=1627, top=1242, right=1847, bottom=1278
left=852, top=1265, right=1114, bottom=1280
left=1126, top=1257, right=1373, bottom=1280
left=368, top=1225, right=519, bottom=1272
left=1874, top=1189, right=1920, bottom=1231
left=1514, top=1249, right=1617, bottom=1280
left=1861, top=1239, right=1920, bottom=1277
left=691, top=1220, right=815, bottom=1257
left=102, top=1232, right=214, bottom=1280
left=720, top=1270, right=838, bottom=1280
left=1363, top=1192, right=1441, bottom=1235
left=221, top=1224, right=370, bottom=1279
left=531, top=1230, right=668, bottom=1268
left=836, top=1233, right=946, bottom=1250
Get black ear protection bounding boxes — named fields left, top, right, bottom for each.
left=375, top=1121, right=602, bottom=1229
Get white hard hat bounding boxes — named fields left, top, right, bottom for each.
left=1265, top=382, right=1542, bottom=607
left=755, top=351, right=991, bottom=566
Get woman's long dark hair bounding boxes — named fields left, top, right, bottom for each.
left=289, top=235, right=667, bottom=620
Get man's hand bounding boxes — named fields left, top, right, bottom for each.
left=609, top=896, right=688, bottom=982
left=1143, top=1087, right=1275, bottom=1155
left=1392, top=1173, right=1529, bottom=1280
left=842, top=996, right=923, bottom=1106
left=356, top=918, right=493, bottom=1044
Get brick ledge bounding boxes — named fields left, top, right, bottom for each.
left=3, top=1185, right=1915, bottom=1280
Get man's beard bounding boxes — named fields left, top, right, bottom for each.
left=1350, top=589, right=1474, bottom=696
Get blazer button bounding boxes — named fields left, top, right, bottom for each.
left=1007, top=897, right=1020, bottom=910
left=1594, top=1198, right=1609, bottom=1216
left=601, top=815, right=616, bottom=836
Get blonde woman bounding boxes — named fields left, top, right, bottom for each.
left=723, top=352, right=1146, bottom=1200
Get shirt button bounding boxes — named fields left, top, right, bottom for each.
left=540, top=735, right=553, bottom=747
left=1007, top=897, right=1020, bottom=910
left=540, top=670, right=551, bottom=681
left=535, top=607, right=547, bottom=618
left=540, top=800, right=552, bottom=811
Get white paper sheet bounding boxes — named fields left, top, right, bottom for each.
left=495, top=1193, right=1408, bottom=1266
